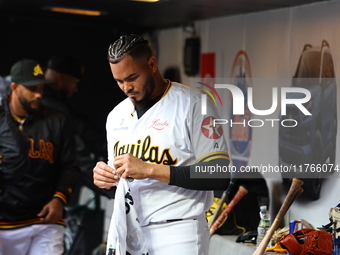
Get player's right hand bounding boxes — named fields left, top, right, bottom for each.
left=93, top=161, right=119, bottom=190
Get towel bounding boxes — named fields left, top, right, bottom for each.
left=106, top=178, right=148, bottom=255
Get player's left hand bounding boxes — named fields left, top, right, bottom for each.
left=37, top=198, right=64, bottom=224
left=114, top=153, right=152, bottom=180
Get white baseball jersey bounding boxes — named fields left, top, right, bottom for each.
left=106, top=81, right=229, bottom=227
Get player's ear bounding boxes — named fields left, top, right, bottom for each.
left=10, top=82, right=18, bottom=93
left=148, top=56, right=158, bottom=73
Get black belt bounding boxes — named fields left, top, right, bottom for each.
left=147, top=218, right=196, bottom=226
left=166, top=219, right=183, bottom=223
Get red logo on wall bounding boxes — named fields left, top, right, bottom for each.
left=201, top=116, right=223, bottom=139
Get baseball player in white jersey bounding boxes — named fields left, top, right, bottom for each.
left=93, top=34, right=230, bottom=255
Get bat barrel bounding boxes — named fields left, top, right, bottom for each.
left=253, top=178, right=303, bottom=255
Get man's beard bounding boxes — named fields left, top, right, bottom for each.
left=19, top=95, right=40, bottom=114
left=131, top=75, right=155, bottom=110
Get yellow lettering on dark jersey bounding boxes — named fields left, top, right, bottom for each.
left=28, top=138, right=54, bottom=164
left=114, top=135, right=177, bottom=165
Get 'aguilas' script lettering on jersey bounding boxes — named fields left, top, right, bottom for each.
left=114, top=135, right=178, bottom=165
left=29, top=138, right=54, bottom=164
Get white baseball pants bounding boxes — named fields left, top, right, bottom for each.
left=141, top=216, right=210, bottom=255
left=0, top=224, right=65, bottom=255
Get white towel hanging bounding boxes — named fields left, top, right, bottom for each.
left=106, top=178, right=148, bottom=255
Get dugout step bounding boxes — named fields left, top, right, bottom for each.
left=209, top=235, right=277, bottom=255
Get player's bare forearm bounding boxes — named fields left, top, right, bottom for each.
left=114, top=153, right=170, bottom=183
left=148, top=163, right=170, bottom=183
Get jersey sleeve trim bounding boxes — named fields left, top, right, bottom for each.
left=198, top=151, right=230, bottom=162
left=53, top=192, right=67, bottom=204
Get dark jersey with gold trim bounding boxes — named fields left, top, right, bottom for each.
left=0, top=97, right=79, bottom=229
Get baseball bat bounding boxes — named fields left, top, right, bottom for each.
left=253, top=178, right=304, bottom=255
left=208, top=178, right=236, bottom=228
left=210, top=185, right=248, bottom=236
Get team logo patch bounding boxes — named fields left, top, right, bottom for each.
left=127, top=227, right=145, bottom=251
left=201, top=116, right=223, bottom=139
left=149, top=118, right=169, bottom=130
left=33, top=64, right=44, bottom=76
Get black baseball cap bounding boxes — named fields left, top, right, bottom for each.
left=11, top=59, right=51, bottom=86
left=47, top=53, right=84, bottom=79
